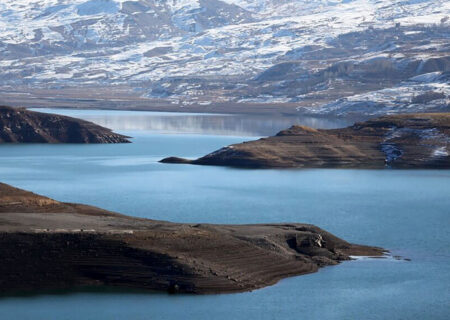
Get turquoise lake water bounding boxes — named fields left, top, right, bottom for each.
left=0, top=109, right=449, bottom=319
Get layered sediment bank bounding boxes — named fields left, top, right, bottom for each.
left=0, top=183, right=383, bottom=294
left=161, top=113, right=450, bottom=168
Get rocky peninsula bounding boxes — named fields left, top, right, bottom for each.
left=0, top=106, right=130, bottom=143
left=161, top=113, right=450, bottom=168
left=0, top=183, right=383, bottom=295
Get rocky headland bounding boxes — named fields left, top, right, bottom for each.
left=0, top=183, right=383, bottom=295
left=161, top=113, right=450, bottom=168
left=0, top=106, right=130, bottom=143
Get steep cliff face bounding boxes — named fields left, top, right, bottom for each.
left=161, top=113, right=450, bottom=168
left=0, top=106, right=130, bottom=143
left=0, top=183, right=383, bottom=294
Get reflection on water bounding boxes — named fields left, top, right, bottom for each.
left=0, top=109, right=449, bottom=320
left=30, top=108, right=353, bottom=136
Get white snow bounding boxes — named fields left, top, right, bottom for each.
left=433, top=147, right=448, bottom=158
left=381, top=126, right=450, bottom=163
left=0, top=0, right=448, bottom=106
left=410, top=72, right=443, bottom=83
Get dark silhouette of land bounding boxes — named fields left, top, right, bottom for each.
left=0, top=106, right=130, bottom=143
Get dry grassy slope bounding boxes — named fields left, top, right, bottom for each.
left=162, top=113, right=450, bottom=168
left=0, top=183, right=383, bottom=294
left=0, top=106, right=130, bottom=143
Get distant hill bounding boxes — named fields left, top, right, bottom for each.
left=161, top=113, right=450, bottom=168
left=0, top=0, right=448, bottom=115
left=0, top=106, right=130, bottom=143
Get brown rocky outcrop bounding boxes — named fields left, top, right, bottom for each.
left=0, top=106, right=130, bottom=143
left=161, top=113, right=450, bottom=168
left=0, top=183, right=384, bottom=295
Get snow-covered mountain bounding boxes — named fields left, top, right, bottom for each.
left=0, top=0, right=449, bottom=115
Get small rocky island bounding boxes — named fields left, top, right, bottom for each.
left=0, top=106, right=130, bottom=143
left=0, top=183, right=383, bottom=295
left=161, top=113, right=450, bottom=168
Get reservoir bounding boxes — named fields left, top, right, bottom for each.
left=0, top=109, right=448, bottom=320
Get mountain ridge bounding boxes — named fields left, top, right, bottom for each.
left=0, top=0, right=449, bottom=115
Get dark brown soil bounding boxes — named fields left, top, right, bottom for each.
left=0, top=105, right=130, bottom=143
left=0, top=183, right=384, bottom=295
left=161, top=113, right=450, bottom=168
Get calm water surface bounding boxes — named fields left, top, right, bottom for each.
left=0, top=109, right=449, bottom=320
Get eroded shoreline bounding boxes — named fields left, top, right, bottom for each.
left=0, top=183, right=384, bottom=295
left=161, top=113, right=450, bottom=169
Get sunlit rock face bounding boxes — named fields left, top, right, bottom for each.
left=0, top=0, right=449, bottom=115
left=161, top=113, right=450, bottom=169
